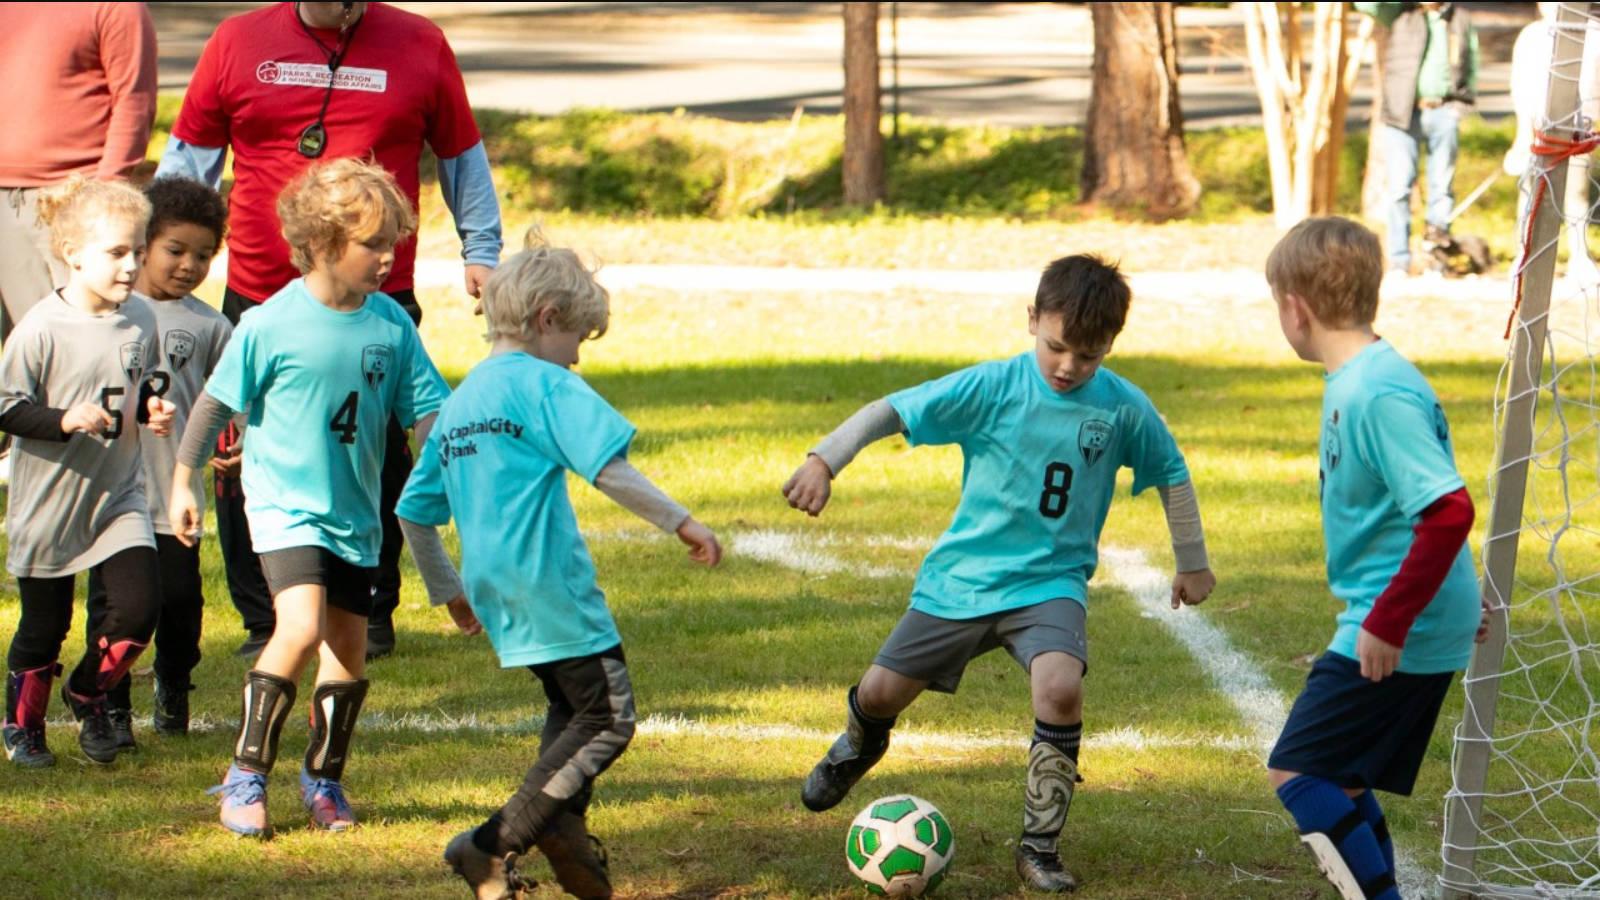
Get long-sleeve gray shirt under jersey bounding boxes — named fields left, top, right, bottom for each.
left=397, top=457, right=690, bottom=606
left=811, top=398, right=1210, bottom=572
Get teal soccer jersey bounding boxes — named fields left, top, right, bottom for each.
left=887, top=352, right=1190, bottom=619
left=395, top=352, right=636, bottom=668
left=1320, top=339, right=1479, bottom=673
left=204, top=280, right=448, bottom=566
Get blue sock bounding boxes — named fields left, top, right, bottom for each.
left=1276, top=775, right=1399, bottom=900
left=1351, top=790, right=1395, bottom=876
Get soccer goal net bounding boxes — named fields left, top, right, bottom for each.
left=1440, top=4, right=1600, bottom=898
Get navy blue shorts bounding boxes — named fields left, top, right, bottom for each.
left=1267, top=652, right=1456, bottom=796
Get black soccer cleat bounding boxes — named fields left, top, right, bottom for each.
left=801, top=731, right=889, bottom=812
left=153, top=676, right=190, bottom=736
left=1015, top=843, right=1079, bottom=893
left=365, top=620, right=396, bottom=662
left=536, top=811, right=612, bottom=899
left=61, top=683, right=119, bottom=764
left=3, top=724, right=54, bottom=769
left=109, top=707, right=137, bottom=752
left=444, top=829, right=536, bottom=900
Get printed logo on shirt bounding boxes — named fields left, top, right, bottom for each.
left=361, top=345, right=392, bottom=390
left=1322, top=412, right=1342, bottom=473
left=165, top=330, right=196, bottom=372
left=1077, top=419, right=1113, bottom=467
left=1432, top=402, right=1450, bottom=443
left=119, top=342, right=147, bottom=386
left=254, top=60, right=388, bottom=93
left=437, top=417, right=527, bottom=468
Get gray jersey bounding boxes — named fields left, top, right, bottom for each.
left=0, top=293, right=161, bottom=576
left=140, top=294, right=232, bottom=536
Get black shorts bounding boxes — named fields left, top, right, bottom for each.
left=258, top=547, right=376, bottom=617
left=1267, top=651, right=1456, bottom=795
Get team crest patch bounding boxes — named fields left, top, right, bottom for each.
left=361, top=345, right=392, bottom=390
left=119, top=342, right=146, bottom=385
left=1323, top=414, right=1342, bottom=472
left=1433, top=403, right=1450, bottom=442
left=1078, top=420, right=1113, bottom=466
left=165, top=330, right=196, bottom=372
left=256, top=61, right=281, bottom=83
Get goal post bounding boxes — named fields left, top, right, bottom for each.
left=1440, top=4, right=1599, bottom=898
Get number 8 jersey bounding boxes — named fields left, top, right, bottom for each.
left=886, top=352, right=1190, bottom=619
left=0, top=293, right=161, bottom=577
left=204, top=280, right=448, bottom=566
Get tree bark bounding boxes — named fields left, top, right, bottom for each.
left=842, top=2, right=884, bottom=205
left=1081, top=2, right=1201, bottom=220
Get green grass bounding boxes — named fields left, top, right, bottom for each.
left=6, top=275, right=1595, bottom=897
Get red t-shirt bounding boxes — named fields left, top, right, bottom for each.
left=173, top=2, right=480, bottom=302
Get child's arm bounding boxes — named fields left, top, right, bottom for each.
left=783, top=398, right=904, bottom=517
left=0, top=402, right=113, bottom=439
left=1357, top=487, right=1476, bottom=681
left=594, top=457, right=722, bottom=566
left=168, top=390, right=235, bottom=546
left=395, top=517, right=480, bottom=635
left=1158, top=480, right=1216, bottom=609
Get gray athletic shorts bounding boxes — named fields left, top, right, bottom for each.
left=872, top=598, right=1088, bottom=694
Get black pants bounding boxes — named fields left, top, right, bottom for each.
left=85, top=535, right=203, bottom=702
left=8, top=546, right=161, bottom=698
left=479, top=645, right=637, bottom=856
left=217, top=286, right=421, bottom=634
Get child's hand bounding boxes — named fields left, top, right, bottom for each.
left=1357, top=628, right=1402, bottom=682
left=445, top=595, right=482, bottom=636
left=145, top=396, right=176, bottom=436
left=168, top=483, right=201, bottom=548
left=1170, top=568, right=1216, bottom=609
left=676, top=517, right=723, bottom=567
left=782, top=455, right=834, bottom=516
left=1475, top=597, right=1495, bottom=644
left=61, top=401, right=114, bottom=436
left=209, top=434, right=243, bottom=478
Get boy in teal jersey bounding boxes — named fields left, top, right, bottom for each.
left=1263, top=217, right=1489, bottom=900
left=396, top=235, right=722, bottom=899
left=783, top=254, right=1217, bottom=892
left=169, top=159, right=450, bottom=839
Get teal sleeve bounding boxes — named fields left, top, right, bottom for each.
left=1356, top=392, right=1465, bottom=518
left=885, top=365, right=991, bottom=448
left=394, top=317, right=449, bottom=428
left=202, top=319, right=259, bottom=414
left=1123, top=395, right=1190, bottom=496
left=542, top=379, right=637, bottom=484
left=396, top=428, right=452, bottom=527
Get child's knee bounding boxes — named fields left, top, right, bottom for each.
left=271, top=617, right=323, bottom=653
left=1030, top=655, right=1085, bottom=719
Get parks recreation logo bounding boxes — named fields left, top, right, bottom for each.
left=255, top=60, right=388, bottom=93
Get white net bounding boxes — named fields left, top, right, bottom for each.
left=1441, top=5, right=1600, bottom=898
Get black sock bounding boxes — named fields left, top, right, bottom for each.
left=1033, top=719, right=1082, bottom=764
left=847, top=684, right=895, bottom=748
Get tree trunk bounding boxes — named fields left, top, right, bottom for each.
left=842, top=2, right=884, bottom=206
left=1361, top=23, right=1388, bottom=220
left=1082, top=2, right=1200, bottom=220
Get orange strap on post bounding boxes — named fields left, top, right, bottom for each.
left=1507, top=127, right=1600, bottom=339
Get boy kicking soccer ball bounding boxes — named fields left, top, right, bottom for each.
left=1263, top=217, right=1488, bottom=900
left=396, top=234, right=722, bottom=899
left=783, top=254, right=1216, bottom=892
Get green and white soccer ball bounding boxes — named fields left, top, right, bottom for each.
left=845, top=794, right=955, bottom=896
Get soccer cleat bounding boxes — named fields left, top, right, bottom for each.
left=536, top=812, right=612, bottom=899
left=801, top=730, right=888, bottom=812
left=1298, top=832, right=1368, bottom=900
left=444, top=829, right=536, bottom=900
left=60, top=683, right=118, bottom=764
left=3, top=724, right=54, bottom=768
left=210, top=763, right=271, bottom=838
left=109, top=707, right=137, bottom=753
left=300, top=768, right=357, bottom=831
left=1015, top=843, right=1079, bottom=893
left=365, top=620, right=396, bottom=661
left=152, top=676, right=190, bottom=736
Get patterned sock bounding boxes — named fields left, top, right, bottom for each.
left=1032, top=719, right=1082, bottom=763
left=1351, top=790, right=1395, bottom=876
left=1277, top=776, right=1399, bottom=900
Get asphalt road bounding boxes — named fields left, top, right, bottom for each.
left=149, top=2, right=1535, bottom=128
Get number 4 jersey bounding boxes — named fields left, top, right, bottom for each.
left=886, top=352, right=1190, bottom=619
left=0, top=293, right=162, bottom=577
left=204, top=280, right=448, bottom=566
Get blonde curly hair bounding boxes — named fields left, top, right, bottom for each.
left=35, top=175, right=151, bottom=261
left=480, top=226, right=609, bottom=343
left=276, top=157, right=416, bottom=273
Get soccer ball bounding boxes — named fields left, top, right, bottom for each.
left=845, top=794, right=955, bottom=896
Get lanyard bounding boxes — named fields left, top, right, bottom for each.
left=293, top=3, right=365, bottom=158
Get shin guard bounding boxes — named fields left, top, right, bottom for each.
left=304, top=679, right=368, bottom=782
left=234, top=670, right=297, bottom=773
left=5, top=663, right=59, bottom=729
left=93, top=636, right=149, bottom=694
left=1020, top=740, right=1081, bottom=855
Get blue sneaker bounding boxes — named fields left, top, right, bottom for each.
left=300, top=768, right=356, bottom=831
left=209, top=763, right=270, bottom=838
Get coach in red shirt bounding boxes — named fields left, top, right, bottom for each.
left=156, top=1, right=502, bottom=660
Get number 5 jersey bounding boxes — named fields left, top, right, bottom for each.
left=0, top=292, right=162, bottom=577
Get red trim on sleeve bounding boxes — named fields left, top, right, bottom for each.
left=1362, top=488, right=1475, bottom=647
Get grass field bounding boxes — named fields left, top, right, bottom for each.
left=10, top=251, right=1579, bottom=900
